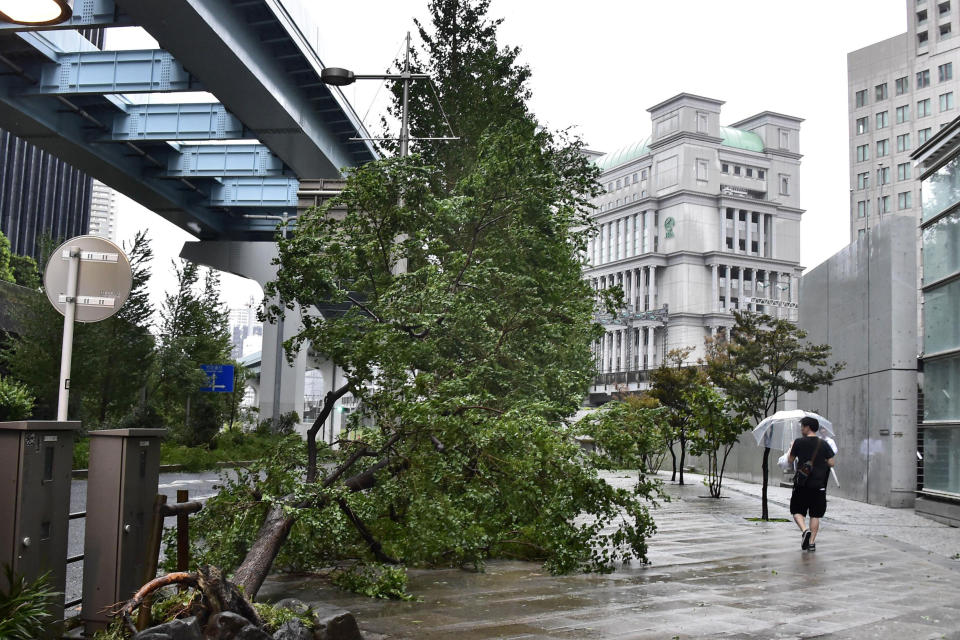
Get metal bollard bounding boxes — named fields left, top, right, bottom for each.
left=80, top=428, right=165, bottom=634
left=0, top=420, right=80, bottom=639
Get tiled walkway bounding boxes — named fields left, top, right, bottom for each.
left=261, top=471, right=960, bottom=639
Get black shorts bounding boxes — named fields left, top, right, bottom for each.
left=790, top=487, right=827, bottom=518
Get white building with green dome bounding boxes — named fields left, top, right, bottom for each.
left=585, top=93, right=805, bottom=400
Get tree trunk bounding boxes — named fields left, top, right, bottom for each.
left=761, top=446, right=770, bottom=520
left=678, top=433, right=686, bottom=485
left=231, top=504, right=295, bottom=599
left=668, top=444, right=677, bottom=482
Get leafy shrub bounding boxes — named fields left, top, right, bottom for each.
left=253, top=602, right=315, bottom=633
left=256, top=411, right=300, bottom=435
left=330, top=563, right=416, bottom=600
left=0, top=566, right=58, bottom=640
left=0, top=375, right=34, bottom=421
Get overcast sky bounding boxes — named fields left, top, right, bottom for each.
left=115, top=0, right=908, bottom=313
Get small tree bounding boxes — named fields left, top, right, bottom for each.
left=0, top=375, right=34, bottom=420
left=706, top=311, right=844, bottom=519
left=686, top=384, right=749, bottom=498
left=648, top=348, right=705, bottom=485
left=579, top=395, right=669, bottom=472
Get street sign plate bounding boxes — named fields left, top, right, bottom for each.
left=200, top=364, right=235, bottom=393
left=44, top=235, right=132, bottom=323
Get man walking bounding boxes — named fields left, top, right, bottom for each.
left=787, top=416, right=836, bottom=551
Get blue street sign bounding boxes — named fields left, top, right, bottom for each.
left=200, top=364, right=235, bottom=393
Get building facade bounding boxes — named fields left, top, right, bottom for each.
left=87, top=180, right=117, bottom=242
left=585, top=93, right=804, bottom=401
left=848, top=0, right=960, bottom=241
left=912, top=115, right=960, bottom=524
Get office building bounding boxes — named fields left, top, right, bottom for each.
left=848, top=0, right=960, bottom=240
left=585, top=93, right=804, bottom=401
left=88, top=180, right=117, bottom=241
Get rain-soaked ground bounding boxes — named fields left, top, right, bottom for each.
left=259, top=472, right=960, bottom=639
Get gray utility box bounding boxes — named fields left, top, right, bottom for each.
left=0, top=420, right=81, bottom=636
left=81, top=428, right=165, bottom=632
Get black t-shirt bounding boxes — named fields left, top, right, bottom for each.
left=790, top=436, right=835, bottom=489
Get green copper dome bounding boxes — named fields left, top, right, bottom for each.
left=720, top=126, right=764, bottom=152
left=594, top=127, right=765, bottom=172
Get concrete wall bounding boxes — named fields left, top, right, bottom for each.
left=797, top=216, right=918, bottom=507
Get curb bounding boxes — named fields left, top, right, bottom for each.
left=71, top=460, right=253, bottom=479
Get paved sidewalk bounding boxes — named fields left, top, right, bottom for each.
left=261, top=471, right=960, bottom=639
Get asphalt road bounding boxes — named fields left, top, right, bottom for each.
left=65, top=470, right=229, bottom=614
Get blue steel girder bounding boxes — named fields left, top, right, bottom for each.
left=0, top=0, right=133, bottom=31
left=27, top=49, right=202, bottom=96
left=165, top=144, right=289, bottom=178
left=104, top=103, right=248, bottom=142
left=211, top=177, right=298, bottom=210
left=115, top=0, right=377, bottom=178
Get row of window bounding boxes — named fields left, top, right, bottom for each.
left=916, top=0, right=952, bottom=27
left=855, top=192, right=913, bottom=217
left=856, top=163, right=914, bottom=190
left=917, top=22, right=953, bottom=47
left=720, top=163, right=766, bottom=179
left=857, top=129, right=934, bottom=161
left=854, top=63, right=953, bottom=108
left=855, top=92, right=954, bottom=134
left=606, top=169, right=649, bottom=193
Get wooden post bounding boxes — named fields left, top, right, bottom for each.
left=177, top=490, right=189, bottom=573
left=137, top=494, right=167, bottom=631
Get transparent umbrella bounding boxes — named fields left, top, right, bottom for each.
left=751, top=409, right=835, bottom=452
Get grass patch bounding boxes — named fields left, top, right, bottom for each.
left=73, top=430, right=291, bottom=472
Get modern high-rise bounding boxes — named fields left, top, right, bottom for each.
left=585, top=93, right=804, bottom=401
left=88, top=180, right=117, bottom=242
left=847, top=0, right=960, bottom=240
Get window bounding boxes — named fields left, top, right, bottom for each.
left=858, top=172, right=870, bottom=189
left=746, top=167, right=753, bottom=178
left=779, top=174, right=790, bottom=195
left=616, top=178, right=622, bottom=190
left=941, top=91, right=955, bottom=111
left=878, top=195, right=891, bottom=213
left=876, top=111, right=889, bottom=128
left=896, top=105, right=910, bottom=123
left=898, top=191, right=913, bottom=209
left=856, top=116, right=869, bottom=134
left=857, top=144, right=870, bottom=162
left=897, top=133, right=911, bottom=152
left=641, top=169, right=648, bottom=180
left=697, top=111, right=708, bottom=133
left=757, top=169, right=766, bottom=179
left=920, top=30, right=930, bottom=46
left=632, top=173, right=638, bottom=184
left=896, top=76, right=910, bottom=94
left=856, top=89, right=868, bottom=108
left=857, top=200, right=869, bottom=218
left=919, top=127, right=933, bottom=144
left=877, top=139, right=890, bottom=157
left=918, top=69, right=931, bottom=88
left=918, top=8, right=929, bottom=23
left=696, top=158, right=708, bottom=181
left=941, top=23, right=952, bottom=39
left=940, top=0, right=951, bottom=14
left=878, top=166, right=891, bottom=184
left=898, top=162, right=912, bottom=180
left=734, top=165, right=741, bottom=175
left=940, top=62, right=954, bottom=82
left=779, top=128, right=790, bottom=149
left=919, top=97, right=932, bottom=117
left=721, top=163, right=729, bottom=173
left=875, top=83, right=888, bottom=101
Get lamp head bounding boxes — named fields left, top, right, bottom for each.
left=320, top=67, right=356, bottom=87
left=0, top=0, right=72, bottom=25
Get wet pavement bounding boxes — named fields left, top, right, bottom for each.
left=260, top=471, right=960, bottom=639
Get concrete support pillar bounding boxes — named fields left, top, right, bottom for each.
left=711, top=264, right=719, bottom=313
left=180, top=240, right=307, bottom=422
left=644, top=210, right=653, bottom=253
left=628, top=214, right=636, bottom=257
left=770, top=215, right=777, bottom=258
left=758, top=213, right=766, bottom=257
left=720, top=207, right=727, bottom=251
left=746, top=212, right=753, bottom=255
left=772, top=271, right=781, bottom=319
